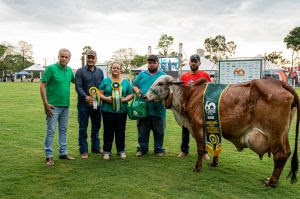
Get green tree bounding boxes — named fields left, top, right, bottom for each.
left=284, top=26, right=300, bottom=68
left=130, top=55, right=147, bottom=68
left=110, top=48, right=136, bottom=73
left=0, top=42, right=14, bottom=77
left=81, top=45, right=93, bottom=66
left=17, top=40, right=33, bottom=62
left=0, top=41, right=34, bottom=78
left=204, top=35, right=237, bottom=63
left=82, top=45, right=92, bottom=55
left=157, top=34, right=174, bottom=57
left=265, top=51, right=289, bottom=65
left=3, top=54, right=33, bottom=72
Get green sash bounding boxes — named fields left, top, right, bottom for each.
left=203, top=83, right=229, bottom=156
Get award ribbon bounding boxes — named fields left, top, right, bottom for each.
left=111, top=81, right=122, bottom=112
left=89, top=86, right=99, bottom=110
left=203, top=83, right=229, bottom=156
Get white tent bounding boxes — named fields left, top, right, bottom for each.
left=182, top=57, right=216, bottom=72
left=24, top=64, right=45, bottom=79
left=24, top=64, right=45, bottom=72
left=131, top=64, right=148, bottom=72
left=263, top=60, right=282, bottom=71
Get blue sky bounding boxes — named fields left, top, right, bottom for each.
left=0, top=0, right=299, bottom=68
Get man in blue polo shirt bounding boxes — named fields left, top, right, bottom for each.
left=132, top=54, right=166, bottom=157
left=75, top=50, right=104, bottom=159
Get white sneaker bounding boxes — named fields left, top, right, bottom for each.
left=156, top=152, right=164, bottom=157
left=103, top=154, right=110, bottom=160
left=120, top=152, right=126, bottom=159
left=177, top=151, right=187, bottom=158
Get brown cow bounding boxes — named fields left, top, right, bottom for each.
left=145, top=75, right=299, bottom=187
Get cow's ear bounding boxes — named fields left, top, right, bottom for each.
left=171, top=81, right=183, bottom=85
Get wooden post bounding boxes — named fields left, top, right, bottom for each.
left=148, top=46, right=152, bottom=56
left=179, top=43, right=183, bottom=78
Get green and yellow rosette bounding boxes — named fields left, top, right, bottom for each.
left=111, top=81, right=122, bottom=112
left=89, top=86, right=99, bottom=110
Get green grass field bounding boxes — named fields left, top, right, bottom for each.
left=0, top=82, right=299, bottom=199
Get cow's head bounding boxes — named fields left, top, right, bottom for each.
left=145, top=75, right=183, bottom=108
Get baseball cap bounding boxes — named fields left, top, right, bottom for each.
left=190, top=54, right=200, bottom=62
left=147, top=54, right=159, bottom=62
left=86, top=50, right=97, bottom=57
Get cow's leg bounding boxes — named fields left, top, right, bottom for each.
left=193, top=130, right=204, bottom=172
left=211, top=155, right=219, bottom=167
left=265, top=135, right=291, bottom=187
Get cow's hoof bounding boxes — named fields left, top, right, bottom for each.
left=263, top=177, right=278, bottom=188
left=192, top=167, right=201, bottom=172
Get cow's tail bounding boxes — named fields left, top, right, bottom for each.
left=282, top=82, right=299, bottom=184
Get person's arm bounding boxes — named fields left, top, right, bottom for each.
left=40, top=82, right=54, bottom=117
left=132, top=73, right=142, bottom=97
left=206, top=73, right=212, bottom=82
left=99, top=90, right=113, bottom=103
left=132, top=86, right=141, bottom=97
left=122, top=93, right=133, bottom=102
left=98, top=79, right=113, bottom=103
left=75, top=69, right=93, bottom=104
left=71, top=71, right=75, bottom=84
left=122, top=82, right=134, bottom=102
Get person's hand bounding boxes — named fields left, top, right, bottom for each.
left=106, top=96, right=113, bottom=103
left=44, top=103, right=54, bottom=117
left=135, top=90, right=141, bottom=97
left=121, top=97, right=127, bottom=102
left=85, top=96, right=94, bottom=106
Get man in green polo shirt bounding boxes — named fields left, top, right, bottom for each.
left=133, top=54, right=166, bottom=157
left=40, top=48, right=75, bottom=166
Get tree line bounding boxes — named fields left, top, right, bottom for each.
left=0, top=41, right=34, bottom=77
left=1, top=26, right=299, bottom=76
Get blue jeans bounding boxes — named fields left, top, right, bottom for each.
left=44, top=107, right=69, bottom=158
left=181, top=127, right=190, bottom=154
left=77, top=104, right=101, bottom=154
left=137, top=115, right=165, bottom=154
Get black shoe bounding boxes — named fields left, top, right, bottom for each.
left=92, top=148, right=103, bottom=154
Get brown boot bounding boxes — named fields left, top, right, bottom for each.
left=46, top=157, right=54, bottom=166
left=80, top=153, right=88, bottom=159
left=59, top=154, right=75, bottom=160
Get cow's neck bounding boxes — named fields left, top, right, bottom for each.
left=170, top=85, right=194, bottom=134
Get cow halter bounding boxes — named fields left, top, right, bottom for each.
left=149, top=87, right=162, bottom=101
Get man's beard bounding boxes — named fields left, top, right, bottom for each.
left=191, top=66, right=199, bottom=72
left=149, top=68, right=158, bottom=73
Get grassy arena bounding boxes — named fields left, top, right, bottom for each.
left=0, top=82, right=299, bottom=198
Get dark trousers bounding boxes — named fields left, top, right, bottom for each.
left=137, top=115, right=165, bottom=154
left=180, top=127, right=207, bottom=154
left=181, top=127, right=190, bottom=154
left=77, top=104, right=101, bottom=154
left=102, top=111, right=127, bottom=154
